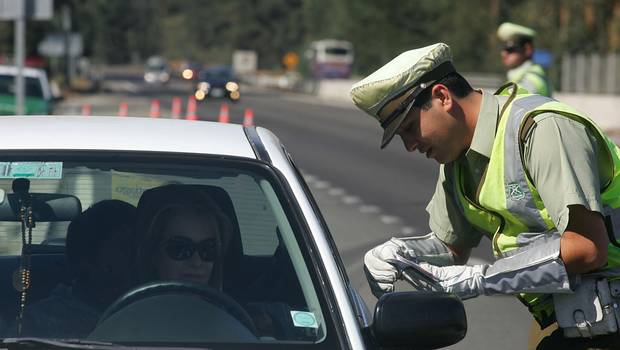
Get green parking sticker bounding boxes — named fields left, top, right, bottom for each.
left=290, top=310, right=318, bottom=329
left=0, top=162, right=63, bottom=179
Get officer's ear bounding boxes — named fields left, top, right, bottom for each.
left=523, top=42, right=534, bottom=58
left=431, top=84, right=452, bottom=112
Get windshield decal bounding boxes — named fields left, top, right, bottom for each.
left=290, top=310, right=319, bottom=328
left=0, top=162, right=62, bottom=179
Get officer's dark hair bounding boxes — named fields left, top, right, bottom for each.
left=415, top=72, right=474, bottom=110
left=66, top=199, right=137, bottom=281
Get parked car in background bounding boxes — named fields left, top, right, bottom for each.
left=0, top=116, right=467, bottom=349
left=143, top=56, right=171, bottom=85
left=194, top=65, right=240, bottom=102
left=0, top=65, right=54, bottom=115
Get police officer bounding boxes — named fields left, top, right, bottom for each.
left=497, top=22, right=552, bottom=97
left=350, top=43, right=620, bottom=349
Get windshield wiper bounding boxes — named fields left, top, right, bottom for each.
left=2, top=337, right=134, bottom=350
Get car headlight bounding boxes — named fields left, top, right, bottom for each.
left=225, top=82, right=239, bottom=92
left=182, top=69, right=194, bottom=80
left=160, top=72, right=170, bottom=82
left=195, top=90, right=206, bottom=100
left=144, top=72, right=155, bottom=82
left=198, top=82, right=210, bottom=91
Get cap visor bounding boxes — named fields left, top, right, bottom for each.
left=380, top=100, right=415, bottom=149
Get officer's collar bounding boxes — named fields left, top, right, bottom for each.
left=466, top=89, right=498, bottom=160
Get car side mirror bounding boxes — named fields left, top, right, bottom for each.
left=371, top=291, right=467, bottom=350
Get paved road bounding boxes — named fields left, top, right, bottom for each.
left=55, top=74, right=535, bottom=349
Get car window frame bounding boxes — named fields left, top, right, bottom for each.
left=0, top=149, right=348, bottom=349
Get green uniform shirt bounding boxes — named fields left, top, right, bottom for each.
left=427, top=90, right=607, bottom=249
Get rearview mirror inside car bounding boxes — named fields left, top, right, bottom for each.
left=0, top=192, right=81, bottom=222
left=371, top=291, right=467, bottom=350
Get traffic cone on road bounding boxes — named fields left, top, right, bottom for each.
left=242, top=108, right=254, bottom=126
left=218, top=103, right=229, bottom=123
left=186, top=96, right=198, bottom=121
left=81, top=104, right=92, bottom=116
left=171, top=97, right=182, bottom=119
left=149, top=99, right=160, bottom=118
left=118, top=102, right=128, bottom=117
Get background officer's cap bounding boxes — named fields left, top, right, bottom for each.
left=349, top=43, right=455, bottom=148
left=497, top=22, right=536, bottom=42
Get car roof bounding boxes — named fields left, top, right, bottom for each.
left=0, top=65, right=48, bottom=78
left=0, top=116, right=257, bottom=158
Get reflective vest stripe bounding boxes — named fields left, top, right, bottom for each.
left=503, top=95, right=551, bottom=232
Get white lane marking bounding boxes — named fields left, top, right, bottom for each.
left=302, top=172, right=424, bottom=235
left=359, top=205, right=380, bottom=213
left=328, top=187, right=346, bottom=196
left=380, top=215, right=401, bottom=224
left=342, top=196, right=360, bottom=205
left=400, top=226, right=416, bottom=235
left=314, top=180, right=330, bottom=189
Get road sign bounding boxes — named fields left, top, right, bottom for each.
left=232, top=50, right=257, bottom=75
left=38, top=33, right=83, bottom=57
left=0, top=0, right=53, bottom=20
left=282, top=52, right=299, bottom=70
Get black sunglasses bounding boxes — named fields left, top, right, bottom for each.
left=502, top=44, right=523, bottom=54
left=162, top=236, right=218, bottom=262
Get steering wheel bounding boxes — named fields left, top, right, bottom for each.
left=98, top=281, right=258, bottom=336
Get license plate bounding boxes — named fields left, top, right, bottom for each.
left=211, top=88, right=224, bottom=97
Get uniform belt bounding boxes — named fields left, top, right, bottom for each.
left=554, top=274, right=620, bottom=338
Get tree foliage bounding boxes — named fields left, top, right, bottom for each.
left=3, top=0, right=620, bottom=74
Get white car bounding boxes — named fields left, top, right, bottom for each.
left=0, top=116, right=466, bottom=349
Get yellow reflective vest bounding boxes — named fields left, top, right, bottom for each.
left=454, top=83, right=620, bottom=326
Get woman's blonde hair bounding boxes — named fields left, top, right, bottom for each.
left=135, top=185, right=232, bottom=289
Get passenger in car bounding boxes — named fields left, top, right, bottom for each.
left=14, top=199, right=137, bottom=338
left=135, top=187, right=232, bottom=290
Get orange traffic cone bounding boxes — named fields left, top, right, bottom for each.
left=81, top=104, right=92, bottom=116
left=186, top=96, right=198, bottom=121
left=118, top=102, right=128, bottom=117
left=171, top=97, right=182, bottom=119
left=149, top=99, right=160, bottom=118
left=218, top=103, right=229, bottom=123
left=242, top=108, right=254, bottom=126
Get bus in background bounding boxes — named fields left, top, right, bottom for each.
left=305, top=39, right=354, bottom=79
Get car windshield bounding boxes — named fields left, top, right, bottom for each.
left=0, top=152, right=330, bottom=346
left=199, top=68, right=233, bottom=81
left=0, top=75, right=44, bottom=98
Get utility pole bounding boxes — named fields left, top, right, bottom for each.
left=62, top=4, right=71, bottom=88
left=14, top=1, right=25, bottom=115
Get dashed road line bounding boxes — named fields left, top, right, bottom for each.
left=301, top=170, right=420, bottom=234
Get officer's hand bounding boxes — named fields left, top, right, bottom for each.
left=416, top=262, right=487, bottom=300
left=363, top=238, right=414, bottom=298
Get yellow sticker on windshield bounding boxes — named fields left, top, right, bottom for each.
left=111, top=172, right=168, bottom=206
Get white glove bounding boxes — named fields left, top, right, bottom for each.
left=364, top=239, right=404, bottom=297
left=363, top=234, right=454, bottom=298
left=417, top=262, right=487, bottom=300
